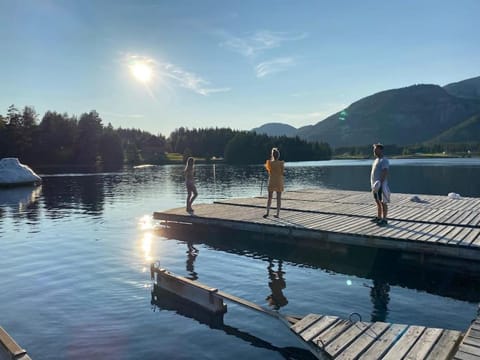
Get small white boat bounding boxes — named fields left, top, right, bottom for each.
left=0, top=158, right=42, bottom=187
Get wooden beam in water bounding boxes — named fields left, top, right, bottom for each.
left=151, top=265, right=226, bottom=314
left=0, top=326, right=31, bottom=360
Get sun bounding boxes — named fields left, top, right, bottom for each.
left=130, top=61, right=153, bottom=83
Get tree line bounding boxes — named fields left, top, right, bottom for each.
left=0, top=105, right=332, bottom=170
left=334, top=142, right=480, bottom=158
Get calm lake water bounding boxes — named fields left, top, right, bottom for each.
left=1, top=158, right=480, bottom=360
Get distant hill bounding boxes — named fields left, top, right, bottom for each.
left=251, top=122, right=297, bottom=137
left=295, top=84, right=480, bottom=148
left=427, top=113, right=480, bottom=143
left=444, top=76, right=480, bottom=99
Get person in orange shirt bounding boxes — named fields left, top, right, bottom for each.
left=263, top=147, right=284, bottom=218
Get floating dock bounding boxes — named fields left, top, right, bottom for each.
left=150, top=266, right=480, bottom=360
left=153, top=189, right=480, bottom=263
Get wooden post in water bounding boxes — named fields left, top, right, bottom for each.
left=151, top=265, right=227, bottom=314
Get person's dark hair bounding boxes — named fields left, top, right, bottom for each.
left=185, top=157, right=195, bottom=171
left=373, top=143, right=384, bottom=150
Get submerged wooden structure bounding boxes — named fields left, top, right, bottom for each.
left=0, top=327, right=31, bottom=360
left=153, top=189, right=480, bottom=263
left=151, top=266, right=479, bottom=360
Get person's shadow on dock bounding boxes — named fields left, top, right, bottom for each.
left=266, top=259, right=288, bottom=310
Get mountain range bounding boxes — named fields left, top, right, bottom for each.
left=253, top=76, right=480, bottom=148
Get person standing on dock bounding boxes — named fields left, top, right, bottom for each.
left=263, top=147, right=284, bottom=218
left=370, top=143, right=390, bottom=226
left=185, top=157, right=198, bottom=214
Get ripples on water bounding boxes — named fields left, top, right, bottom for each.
left=1, top=159, right=480, bottom=359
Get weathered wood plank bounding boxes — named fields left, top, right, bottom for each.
left=299, top=315, right=339, bottom=342
left=335, top=322, right=390, bottom=360
left=290, top=313, right=322, bottom=334
left=425, top=329, right=462, bottom=360
left=454, top=350, right=480, bottom=360
left=312, top=319, right=353, bottom=348
left=324, top=321, right=370, bottom=358
left=403, top=327, right=443, bottom=360
left=382, top=326, right=426, bottom=360
left=358, top=324, right=408, bottom=359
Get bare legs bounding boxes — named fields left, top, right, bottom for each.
left=375, top=200, right=388, bottom=219
left=264, top=191, right=281, bottom=218
left=186, top=185, right=198, bottom=213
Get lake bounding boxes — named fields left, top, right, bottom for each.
left=1, top=158, right=480, bottom=360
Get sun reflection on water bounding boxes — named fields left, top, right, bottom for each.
left=141, top=232, right=153, bottom=262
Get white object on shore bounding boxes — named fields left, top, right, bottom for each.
left=447, top=192, right=461, bottom=200
left=0, top=158, right=41, bottom=186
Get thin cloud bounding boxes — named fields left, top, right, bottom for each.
left=124, top=54, right=230, bottom=96
left=221, top=30, right=307, bottom=58
left=256, top=57, right=295, bottom=78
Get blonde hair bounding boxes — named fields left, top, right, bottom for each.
left=271, top=148, right=280, bottom=160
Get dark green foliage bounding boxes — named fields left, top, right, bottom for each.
left=169, top=128, right=331, bottom=164
left=99, top=125, right=124, bottom=170
left=36, top=111, right=78, bottom=165
left=168, top=127, right=235, bottom=159
left=74, top=111, right=103, bottom=167
left=427, top=113, right=480, bottom=143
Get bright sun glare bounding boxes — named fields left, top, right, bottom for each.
left=130, top=61, right=153, bottom=83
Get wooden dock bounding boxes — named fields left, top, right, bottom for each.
left=150, top=266, right=480, bottom=360
left=292, top=310, right=480, bottom=359
left=291, top=312, right=463, bottom=359
left=455, top=311, right=480, bottom=360
left=153, top=189, right=480, bottom=263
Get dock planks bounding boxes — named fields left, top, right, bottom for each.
left=454, top=313, right=480, bottom=360
left=291, top=313, right=462, bottom=359
left=154, top=189, right=480, bottom=262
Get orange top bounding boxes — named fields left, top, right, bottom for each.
left=265, top=160, right=284, bottom=192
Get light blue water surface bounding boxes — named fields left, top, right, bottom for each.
left=1, top=158, right=479, bottom=360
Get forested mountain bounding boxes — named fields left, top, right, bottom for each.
left=295, top=83, right=480, bottom=148
left=251, top=122, right=297, bottom=137
left=443, top=76, right=480, bottom=100
left=250, top=76, right=480, bottom=148
left=427, top=113, right=480, bottom=143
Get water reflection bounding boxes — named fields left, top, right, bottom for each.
left=159, top=226, right=480, bottom=305
left=365, top=280, right=391, bottom=322
left=0, top=185, right=42, bottom=222
left=266, top=259, right=288, bottom=310
left=141, top=232, right=153, bottom=262
left=41, top=175, right=105, bottom=217
left=150, top=288, right=316, bottom=360
left=186, top=241, right=199, bottom=280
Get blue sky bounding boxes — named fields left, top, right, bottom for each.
left=1, top=0, right=478, bottom=136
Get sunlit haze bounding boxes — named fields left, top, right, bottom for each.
left=1, top=1, right=478, bottom=136
left=131, top=61, right=153, bottom=83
